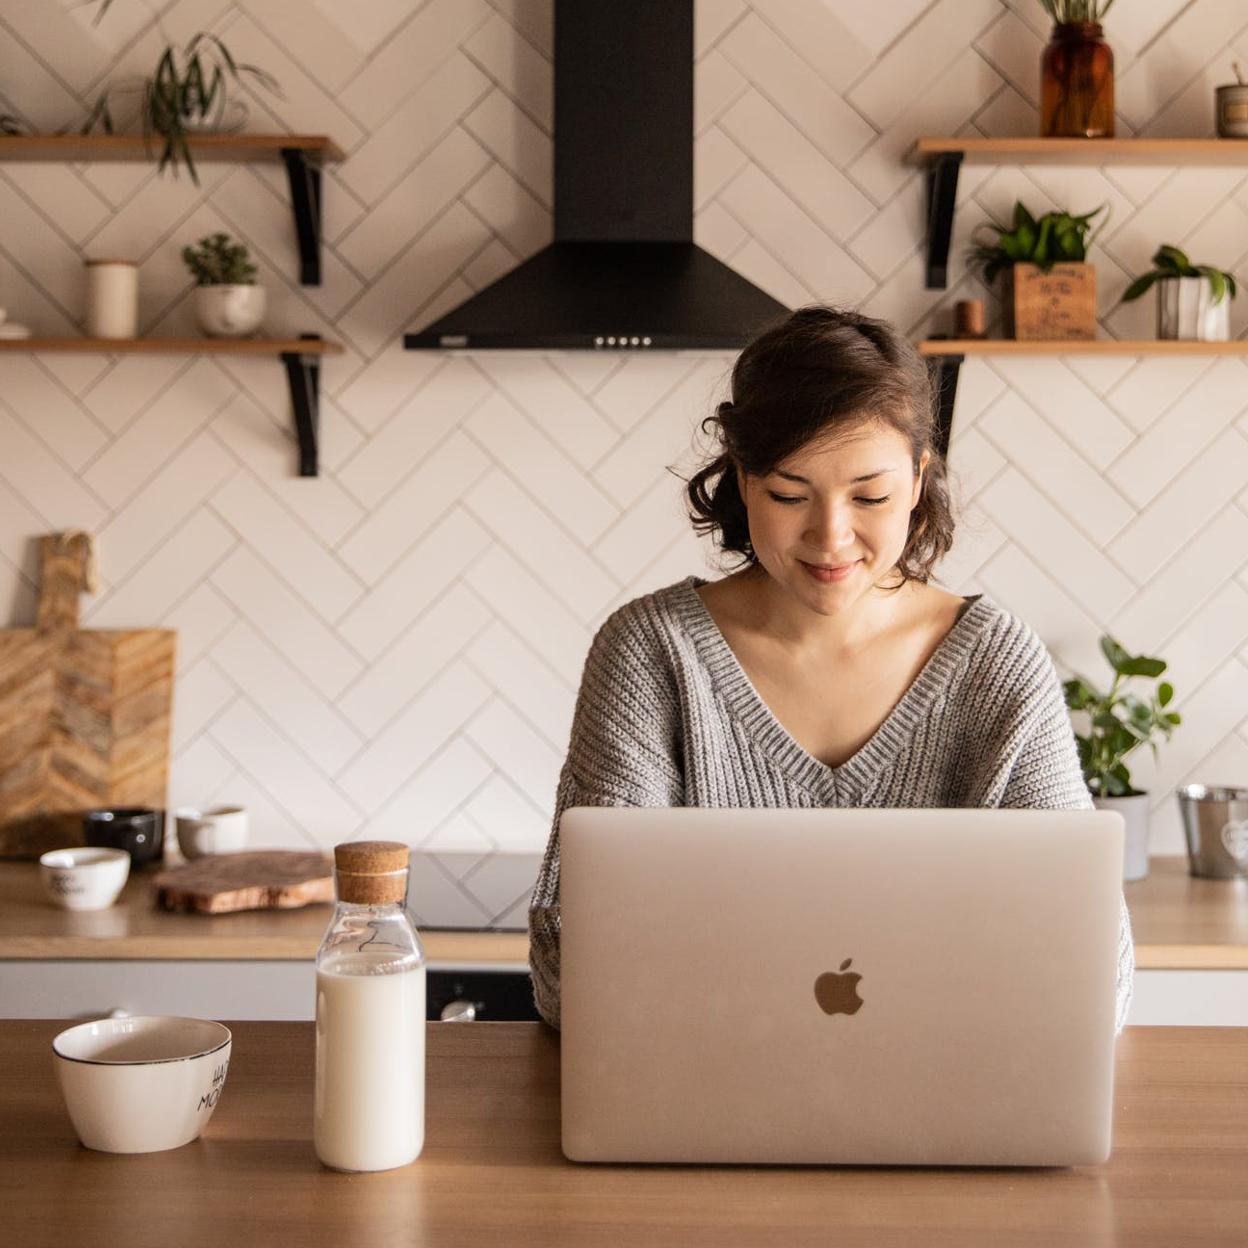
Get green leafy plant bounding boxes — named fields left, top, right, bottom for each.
left=1063, top=637, right=1181, bottom=798
left=81, top=32, right=281, bottom=186
left=969, top=201, right=1108, bottom=284
left=182, top=233, right=258, bottom=286
left=1038, top=0, right=1117, bottom=21
left=1121, top=244, right=1239, bottom=306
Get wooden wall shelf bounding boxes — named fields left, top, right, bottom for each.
left=920, top=338, right=1248, bottom=447
left=0, top=134, right=344, bottom=285
left=908, top=136, right=1248, bottom=289
left=0, top=335, right=343, bottom=477
left=921, top=338, right=1248, bottom=356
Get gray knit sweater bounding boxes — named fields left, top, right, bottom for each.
left=529, top=575, right=1134, bottom=1034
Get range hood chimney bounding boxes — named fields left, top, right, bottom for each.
left=403, top=1, right=789, bottom=352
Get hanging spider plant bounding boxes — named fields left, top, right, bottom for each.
left=81, top=32, right=282, bottom=186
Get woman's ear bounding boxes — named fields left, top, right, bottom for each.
left=911, top=450, right=931, bottom=509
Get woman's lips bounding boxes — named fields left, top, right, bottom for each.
left=800, top=560, right=859, bottom=584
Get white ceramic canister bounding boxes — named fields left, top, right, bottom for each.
left=84, top=260, right=139, bottom=339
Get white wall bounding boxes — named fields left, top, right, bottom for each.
left=2, top=0, right=1247, bottom=900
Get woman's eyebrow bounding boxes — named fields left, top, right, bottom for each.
left=772, top=468, right=895, bottom=484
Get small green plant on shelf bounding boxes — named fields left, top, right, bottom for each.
left=969, top=201, right=1108, bottom=284
left=1121, top=244, right=1239, bottom=306
left=81, top=32, right=282, bottom=186
left=182, top=233, right=258, bottom=286
left=1063, top=636, right=1180, bottom=798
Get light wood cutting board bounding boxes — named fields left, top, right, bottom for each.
left=0, top=533, right=176, bottom=858
left=153, top=851, right=334, bottom=914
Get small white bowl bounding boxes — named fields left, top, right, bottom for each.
left=39, top=847, right=130, bottom=911
left=53, top=1016, right=232, bottom=1153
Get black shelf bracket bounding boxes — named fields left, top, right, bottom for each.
left=281, top=334, right=323, bottom=477
left=926, top=348, right=964, bottom=459
left=924, top=151, right=963, bottom=290
left=282, top=148, right=323, bottom=286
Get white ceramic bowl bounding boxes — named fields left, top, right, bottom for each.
left=53, top=1016, right=232, bottom=1153
left=175, top=805, right=248, bottom=859
left=39, top=847, right=130, bottom=910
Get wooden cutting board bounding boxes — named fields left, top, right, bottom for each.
left=153, top=851, right=334, bottom=914
left=0, top=533, right=176, bottom=859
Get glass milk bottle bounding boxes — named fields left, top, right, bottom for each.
left=314, top=841, right=426, bottom=1171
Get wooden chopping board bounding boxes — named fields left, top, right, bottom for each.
left=0, top=533, right=175, bottom=858
left=154, top=851, right=334, bottom=914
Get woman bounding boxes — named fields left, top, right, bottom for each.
left=529, top=306, right=1133, bottom=1033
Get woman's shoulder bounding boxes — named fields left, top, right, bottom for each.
left=594, top=575, right=701, bottom=643
left=584, top=576, right=703, bottom=673
left=951, top=590, right=1060, bottom=696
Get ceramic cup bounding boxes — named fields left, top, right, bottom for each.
left=53, top=1016, right=232, bottom=1153
left=39, top=847, right=130, bottom=911
left=175, top=806, right=248, bottom=859
left=83, top=807, right=165, bottom=868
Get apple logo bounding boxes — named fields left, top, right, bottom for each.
left=814, top=958, right=864, bottom=1016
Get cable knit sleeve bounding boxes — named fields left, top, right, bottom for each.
left=992, top=625, right=1135, bottom=1037
left=528, top=602, right=684, bottom=1030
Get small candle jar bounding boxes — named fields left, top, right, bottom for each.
left=84, top=259, right=139, bottom=339
left=1216, top=84, right=1248, bottom=138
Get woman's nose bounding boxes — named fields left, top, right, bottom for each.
left=805, top=506, right=855, bottom=553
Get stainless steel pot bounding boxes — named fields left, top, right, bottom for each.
left=1176, top=785, right=1248, bottom=878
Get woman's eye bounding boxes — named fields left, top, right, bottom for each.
left=766, top=492, right=804, bottom=504
left=857, top=496, right=890, bottom=506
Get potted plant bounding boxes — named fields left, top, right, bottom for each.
left=970, top=200, right=1108, bottom=340
left=182, top=233, right=265, bottom=338
left=1063, top=636, right=1181, bottom=882
left=1121, top=244, right=1239, bottom=342
left=1038, top=1, right=1116, bottom=138
left=81, top=32, right=281, bottom=186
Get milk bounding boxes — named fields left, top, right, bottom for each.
left=314, top=952, right=426, bottom=1172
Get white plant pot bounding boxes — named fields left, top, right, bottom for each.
left=1156, top=276, right=1231, bottom=341
left=194, top=285, right=266, bottom=338
left=1093, top=792, right=1151, bottom=882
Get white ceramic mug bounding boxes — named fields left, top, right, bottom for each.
left=175, top=806, right=248, bottom=859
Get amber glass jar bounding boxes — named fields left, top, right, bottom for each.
left=1041, top=22, right=1114, bottom=138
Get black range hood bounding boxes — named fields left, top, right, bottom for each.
left=403, top=2, right=789, bottom=352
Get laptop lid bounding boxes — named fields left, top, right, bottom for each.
left=559, top=807, right=1124, bottom=1166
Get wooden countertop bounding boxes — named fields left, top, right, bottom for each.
left=3, top=1020, right=1246, bottom=1248
left=2, top=857, right=1244, bottom=969
left=0, top=864, right=529, bottom=966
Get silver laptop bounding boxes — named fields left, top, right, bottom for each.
left=559, top=806, right=1124, bottom=1167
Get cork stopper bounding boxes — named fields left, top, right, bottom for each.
left=333, top=840, right=409, bottom=904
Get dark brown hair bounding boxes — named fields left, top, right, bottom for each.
left=684, top=305, right=955, bottom=586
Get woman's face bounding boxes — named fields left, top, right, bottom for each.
left=736, top=421, right=929, bottom=615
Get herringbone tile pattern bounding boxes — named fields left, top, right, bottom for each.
left=2, top=0, right=1247, bottom=912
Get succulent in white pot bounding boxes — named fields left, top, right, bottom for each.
left=1121, top=244, right=1238, bottom=342
left=183, top=232, right=265, bottom=338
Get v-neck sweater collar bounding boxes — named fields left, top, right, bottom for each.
left=670, top=574, right=993, bottom=797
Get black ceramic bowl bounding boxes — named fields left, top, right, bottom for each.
left=83, top=807, right=165, bottom=868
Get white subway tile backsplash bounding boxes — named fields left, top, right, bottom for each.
left=2, top=0, right=1247, bottom=921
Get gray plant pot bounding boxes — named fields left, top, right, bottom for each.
left=1092, top=792, right=1150, bottom=882
left=1156, top=276, right=1230, bottom=341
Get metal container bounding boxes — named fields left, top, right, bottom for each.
left=1176, top=785, right=1248, bottom=879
